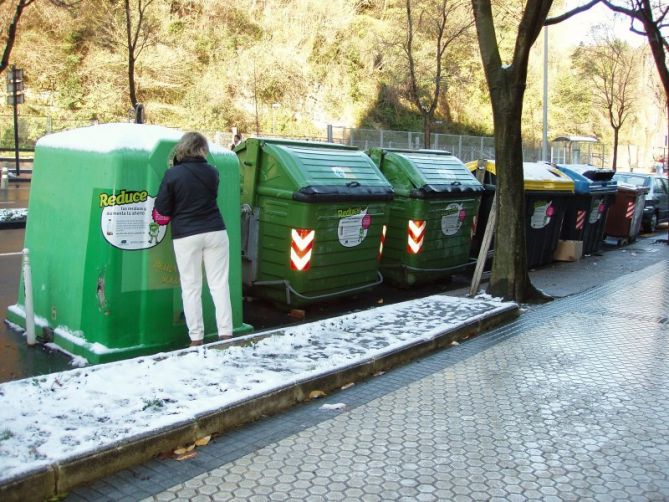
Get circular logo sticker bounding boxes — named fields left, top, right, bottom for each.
left=589, top=198, right=605, bottom=224
left=530, top=200, right=553, bottom=229
left=101, top=195, right=167, bottom=250
left=441, top=203, right=465, bottom=236
left=338, top=208, right=370, bottom=247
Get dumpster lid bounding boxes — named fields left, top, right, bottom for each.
left=614, top=181, right=650, bottom=195
left=464, top=160, right=574, bottom=192
left=523, top=162, right=574, bottom=192
left=556, top=163, right=617, bottom=194
left=37, top=123, right=232, bottom=155
left=249, top=138, right=394, bottom=202
left=613, top=172, right=652, bottom=189
left=375, top=148, right=483, bottom=197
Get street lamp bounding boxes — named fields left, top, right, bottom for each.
left=6, top=65, right=25, bottom=176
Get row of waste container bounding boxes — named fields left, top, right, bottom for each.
left=7, top=124, right=650, bottom=364
left=236, top=138, right=649, bottom=305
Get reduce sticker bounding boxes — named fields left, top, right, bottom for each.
left=99, top=189, right=167, bottom=250
left=441, top=202, right=466, bottom=236
left=338, top=207, right=371, bottom=247
left=530, top=200, right=555, bottom=229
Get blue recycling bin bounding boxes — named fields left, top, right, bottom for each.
left=556, top=164, right=617, bottom=255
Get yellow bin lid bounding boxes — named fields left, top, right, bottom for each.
left=465, top=160, right=574, bottom=192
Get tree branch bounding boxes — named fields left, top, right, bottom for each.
left=545, top=0, right=601, bottom=26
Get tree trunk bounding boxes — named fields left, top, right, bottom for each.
left=125, top=0, right=137, bottom=108
left=487, top=74, right=547, bottom=302
left=612, top=126, right=619, bottom=172
left=423, top=115, right=431, bottom=149
left=128, top=57, right=137, bottom=108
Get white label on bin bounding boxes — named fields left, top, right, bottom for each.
left=441, top=203, right=466, bottom=236
left=338, top=207, right=371, bottom=247
left=589, top=198, right=605, bottom=224
left=99, top=190, right=167, bottom=250
left=530, top=200, right=554, bottom=229
left=332, top=166, right=353, bottom=179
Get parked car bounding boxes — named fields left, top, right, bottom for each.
left=613, top=172, right=669, bottom=232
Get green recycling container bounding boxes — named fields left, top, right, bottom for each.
left=465, top=160, right=575, bottom=269
left=6, top=123, right=251, bottom=364
left=368, top=148, right=483, bottom=287
left=237, top=138, right=393, bottom=306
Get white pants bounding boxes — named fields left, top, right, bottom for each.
left=172, top=230, right=233, bottom=342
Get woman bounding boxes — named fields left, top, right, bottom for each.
left=154, top=132, right=233, bottom=346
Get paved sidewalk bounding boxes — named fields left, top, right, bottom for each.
left=65, top=260, right=669, bottom=501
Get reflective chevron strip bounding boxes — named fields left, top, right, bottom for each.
left=407, top=220, right=426, bottom=254
left=290, top=228, right=315, bottom=271
left=576, top=210, right=586, bottom=231
left=625, top=201, right=635, bottom=219
left=378, top=225, right=387, bottom=261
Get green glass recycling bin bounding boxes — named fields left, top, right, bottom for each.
left=368, top=148, right=482, bottom=287
left=6, top=123, right=252, bottom=364
left=237, top=138, right=393, bottom=306
left=466, top=160, right=575, bottom=269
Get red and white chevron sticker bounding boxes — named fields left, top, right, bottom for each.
left=575, top=210, right=586, bottom=231
left=625, top=201, right=635, bottom=219
left=407, top=219, right=426, bottom=254
left=290, top=228, right=315, bottom=271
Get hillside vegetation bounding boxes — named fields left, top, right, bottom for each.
left=2, top=0, right=663, bottom=166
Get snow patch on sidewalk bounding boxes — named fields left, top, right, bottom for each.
left=0, top=294, right=513, bottom=481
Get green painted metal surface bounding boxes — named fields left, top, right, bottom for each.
left=369, top=149, right=483, bottom=287
left=237, top=138, right=393, bottom=306
left=7, top=124, right=251, bottom=363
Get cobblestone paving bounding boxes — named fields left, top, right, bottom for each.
left=69, top=261, right=669, bottom=501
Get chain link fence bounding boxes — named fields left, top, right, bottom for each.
left=2, top=117, right=627, bottom=170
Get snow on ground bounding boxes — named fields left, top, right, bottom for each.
left=0, top=294, right=512, bottom=482
left=0, top=208, right=27, bottom=223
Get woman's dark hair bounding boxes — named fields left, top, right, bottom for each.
left=173, top=132, right=209, bottom=163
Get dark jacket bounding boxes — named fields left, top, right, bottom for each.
left=154, top=156, right=226, bottom=239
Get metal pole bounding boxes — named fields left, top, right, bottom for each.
left=23, top=248, right=36, bottom=346
left=542, top=28, right=549, bottom=162
left=12, top=65, right=20, bottom=177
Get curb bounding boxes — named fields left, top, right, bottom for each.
left=0, top=304, right=518, bottom=501
left=0, top=220, right=26, bottom=230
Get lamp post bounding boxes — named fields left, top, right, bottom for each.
left=6, top=65, right=25, bottom=176
left=542, top=27, right=549, bottom=162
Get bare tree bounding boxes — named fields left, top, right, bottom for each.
left=0, top=0, right=73, bottom=74
left=470, top=0, right=554, bottom=302
left=547, top=1, right=668, bottom=158
left=404, top=0, right=473, bottom=148
left=573, top=35, right=638, bottom=171
left=97, top=0, right=158, bottom=110
left=547, top=0, right=669, bottom=242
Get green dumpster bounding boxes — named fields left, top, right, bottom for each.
left=6, top=123, right=251, bottom=364
left=368, top=148, right=483, bottom=287
left=237, top=138, right=393, bottom=306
